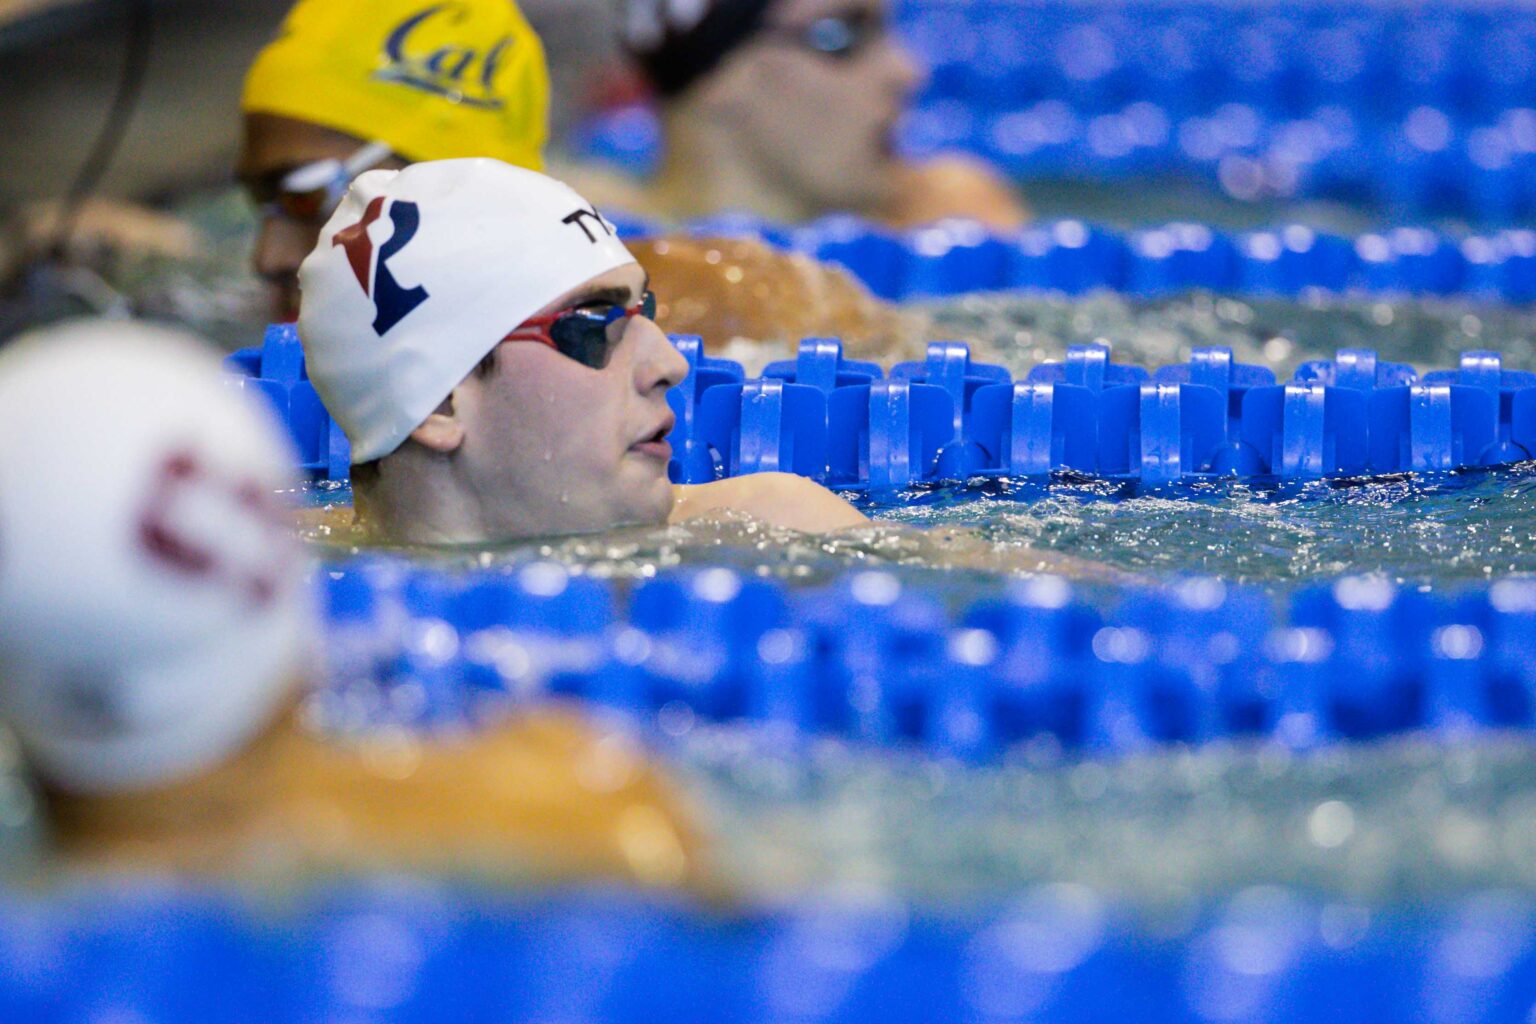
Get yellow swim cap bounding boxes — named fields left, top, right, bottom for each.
left=242, top=0, right=548, bottom=170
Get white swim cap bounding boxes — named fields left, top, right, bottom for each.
left=297, top=158, right=639, bottom=463
left=0, top=319, right=313, bottom=794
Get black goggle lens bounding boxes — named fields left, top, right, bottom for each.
left=276, top=188, right=333, bottom=221
left=547, top=290, right=657, bottom=370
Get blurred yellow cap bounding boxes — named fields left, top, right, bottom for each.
left=242, top=0, right=548, bottom=170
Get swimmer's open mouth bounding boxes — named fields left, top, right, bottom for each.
left=629, top=417, right=675, bottom=458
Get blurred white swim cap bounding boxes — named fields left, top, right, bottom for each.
left=0, top=319, right=312, bottom=794
left=298, top=158, right=638, bottom=463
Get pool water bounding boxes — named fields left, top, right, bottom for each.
left=670, top=727, right=1536, bottom=912
left=926, top=291, right=1536, bottom=383
left=290, top=289, right=1536, bottom=911
left=905, top=290, right=1536, bottom=590
left=8, top=287, right=1520, bottom=903
left=303, top=292, right=1536, bottom=594
left=306, top=467, right=1536, bottom=593
left=869, top=468, right=1536, bottom=588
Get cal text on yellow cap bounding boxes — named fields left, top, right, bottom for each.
left=243, top=0, right=548, bottom=170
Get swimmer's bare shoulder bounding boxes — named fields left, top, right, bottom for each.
left=885, top=156, right=1029, bottom=231
left=47, top=703, right=717, bottom=893
left=671, top=474, right=869, bottom=532
left=672, top=481, right=1129, bottom=582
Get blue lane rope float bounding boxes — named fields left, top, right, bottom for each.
left=225, top=323, right=352, bottom=478
left=579, top=2, right=1536, bottom=224
left=95, top=4, right=1536, bottom=996
left=899, top=2, right=1536, bottom=225
left=311, top=559, right=1536, bottom=757
left=4, top=880, right=1534, bottom=1022
left=230, top=330, right=1536, bottom=491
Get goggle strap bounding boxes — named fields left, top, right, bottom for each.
left=501, top=328, right=560, bottom=347
left=344, top=141, right=395, bottom=176
left=501, top=292, right=655, bottom=353
left=274, top=141, right=396, bottom=207
left=279, top=159, right=345, bottom=195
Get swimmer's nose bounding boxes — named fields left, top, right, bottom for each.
left=881, top=34, right=925, bottom=97
left=630, top=317, right=690, bottom=394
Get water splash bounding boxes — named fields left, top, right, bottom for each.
left=300, top=466, right=1536, bottom=594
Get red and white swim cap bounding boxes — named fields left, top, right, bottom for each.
left=0, top=319, right=313, bottom=794
left=297, top=158, right=639, bottom=463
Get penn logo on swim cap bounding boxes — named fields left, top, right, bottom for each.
left=299, top=159, right=637, bottom=464
left=243, top=0, right=548, bottom=170
left=332, top=196, right=431, bottom=336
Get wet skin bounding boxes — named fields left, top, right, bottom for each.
left=357, top=261, right=872, bottom=542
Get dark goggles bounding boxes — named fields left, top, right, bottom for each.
left=766, top=8, right=884, bottom=60
left=250, top=142, right=393, bottom=224
left=259, top=186, right=336, bottom=223
left=501, top=290, right=658, bottom=370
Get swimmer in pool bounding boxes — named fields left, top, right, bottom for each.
left=0, top=319, right=711, bottom=888
left=238, top=0, right=549, bottom=323
left=568, top=0, right=1026, bottom=231
left=299, top=158, right=868, bottom=544
left=238, top=0, right=921, bottom=357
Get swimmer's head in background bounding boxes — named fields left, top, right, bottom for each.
left=242, top=0, right=549, bottom=170
left=621, top=0, right=777, bottom=97
left=623, top=0, right=921, bottom=218
left=0, top=320, right=312, bottom=795
left=621, top=0, right=896, bottom=97
left=298, top=158, right=637, bottom=463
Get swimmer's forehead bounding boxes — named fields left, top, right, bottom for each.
left=537, top=266, right=651, bottom=315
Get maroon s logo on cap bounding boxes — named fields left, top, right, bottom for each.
left=137, top=450, right=294, bottom=608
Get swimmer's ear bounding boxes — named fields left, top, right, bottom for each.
left=407, top=407, right=465, bottom=453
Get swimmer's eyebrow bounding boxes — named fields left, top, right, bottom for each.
left=568, top=276, right=650, bottom=308
left=568, top=287, right=631, bottom=307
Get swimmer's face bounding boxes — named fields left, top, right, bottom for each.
left=238, top=115, right=406, bottom=323
left=726, top=0, right=920, bottom=213
left=449, top=263, right=689, bottom=537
